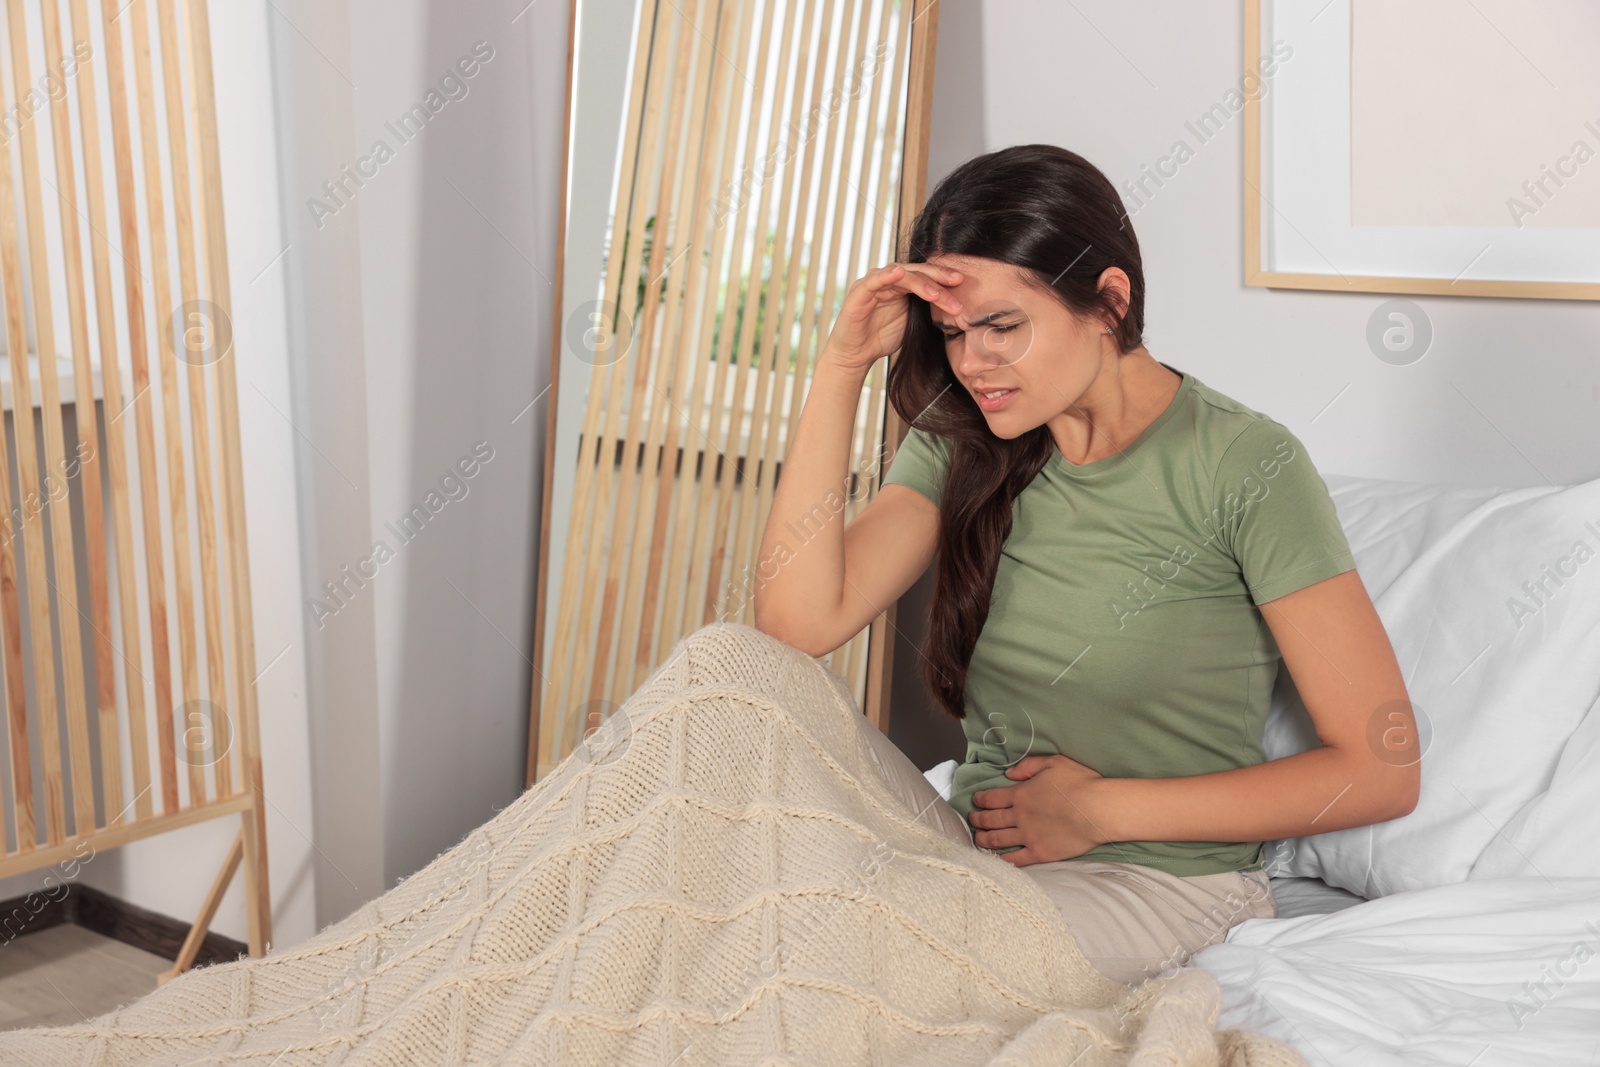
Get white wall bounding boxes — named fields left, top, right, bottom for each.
left=347, top=0, right=559, bottom=892
left=888, top=0, right=1600, bottom=767
left=271, top=0, right=562, bottom=924
left=267, top=0, right=386, bottom=933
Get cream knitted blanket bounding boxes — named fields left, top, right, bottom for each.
left=0, top=622, right=1309, bottom=1065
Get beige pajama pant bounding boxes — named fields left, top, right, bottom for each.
left=859, top=720, right=1279, bottom=985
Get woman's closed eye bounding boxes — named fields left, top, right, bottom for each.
left=944, top=323, right=1020, bottom=339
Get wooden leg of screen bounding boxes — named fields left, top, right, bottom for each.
left=157, top=828, right=244, bottom=985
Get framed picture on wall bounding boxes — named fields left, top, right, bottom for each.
left=1244, top=0, right=1600, bottom=301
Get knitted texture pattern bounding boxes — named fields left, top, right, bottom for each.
left=0, top=622, right=1310, bottom=1066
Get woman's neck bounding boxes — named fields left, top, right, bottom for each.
left=1047, top=350, right=1181, bottom=465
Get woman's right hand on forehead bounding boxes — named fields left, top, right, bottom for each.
left=821, top=262, right=964, bottom=373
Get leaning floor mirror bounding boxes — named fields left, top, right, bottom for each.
left=527, top=0, right=941, bottom=785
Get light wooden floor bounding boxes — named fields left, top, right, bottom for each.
left=0, top=924, right=168, bottom=1031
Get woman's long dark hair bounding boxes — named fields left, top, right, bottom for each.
left=885, top=144, right=1147, bottom=721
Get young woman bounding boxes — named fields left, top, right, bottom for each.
left=754, top=143, right=1420, bottom=985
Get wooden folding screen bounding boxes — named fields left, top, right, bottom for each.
left=529, top=0, right=939, bottom=784
left=0, top=0, right=268, bottom=975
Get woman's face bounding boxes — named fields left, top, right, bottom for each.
left=923, top=252, right=1120, bottom=439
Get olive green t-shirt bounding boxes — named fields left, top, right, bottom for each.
left=882, top=365, right=1357, bottom=876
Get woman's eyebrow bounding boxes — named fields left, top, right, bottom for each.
left=936, top=309, right=1020, bottom=330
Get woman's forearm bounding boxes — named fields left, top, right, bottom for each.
left=1091, top=744, right=1417, bottom=846
left=752, top=350, right=870, bottom=649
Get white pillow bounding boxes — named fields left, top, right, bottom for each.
left=1262, top=471, right=1600, bottom=898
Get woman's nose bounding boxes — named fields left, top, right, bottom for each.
left=955, top=334, right=1016, bottom=374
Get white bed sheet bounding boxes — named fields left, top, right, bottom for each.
left=1196, top=876, right=1600, bottom=1066
left=1266, top=874, right=1368, bottom=918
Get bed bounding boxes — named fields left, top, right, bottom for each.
left=0, top=469, right=1592, bottom=1065
left=923, top=468, right=1600, bottom=1066
left=1199, top=872, right=1600, bottom=1066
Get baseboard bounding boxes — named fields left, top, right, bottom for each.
left=0, top=883, right=249, bottom=968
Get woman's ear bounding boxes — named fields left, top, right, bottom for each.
left=1094, top=267, right=1131, bottom=329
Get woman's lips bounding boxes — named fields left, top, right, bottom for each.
left=975, top=388, right=1017, bottom=411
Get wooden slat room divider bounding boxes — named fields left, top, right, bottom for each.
left=529, top=0, right=939, bottom=784
left=0, top=0, right=269, bottom=977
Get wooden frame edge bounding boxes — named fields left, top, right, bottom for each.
left=0, top=794, right=252, bottom=879
left=1246, top=269, right=1600, bottom=302
left=526, top=0, right=579, bottom=790
left=866, top=0, right=940, bottom=738
left=186, top=0, right=272, bottom=955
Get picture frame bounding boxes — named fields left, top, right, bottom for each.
left=1243, top=0, right=1600, bottom=301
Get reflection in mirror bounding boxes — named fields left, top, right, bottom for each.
left=530, top=0, right=937, bottom=782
